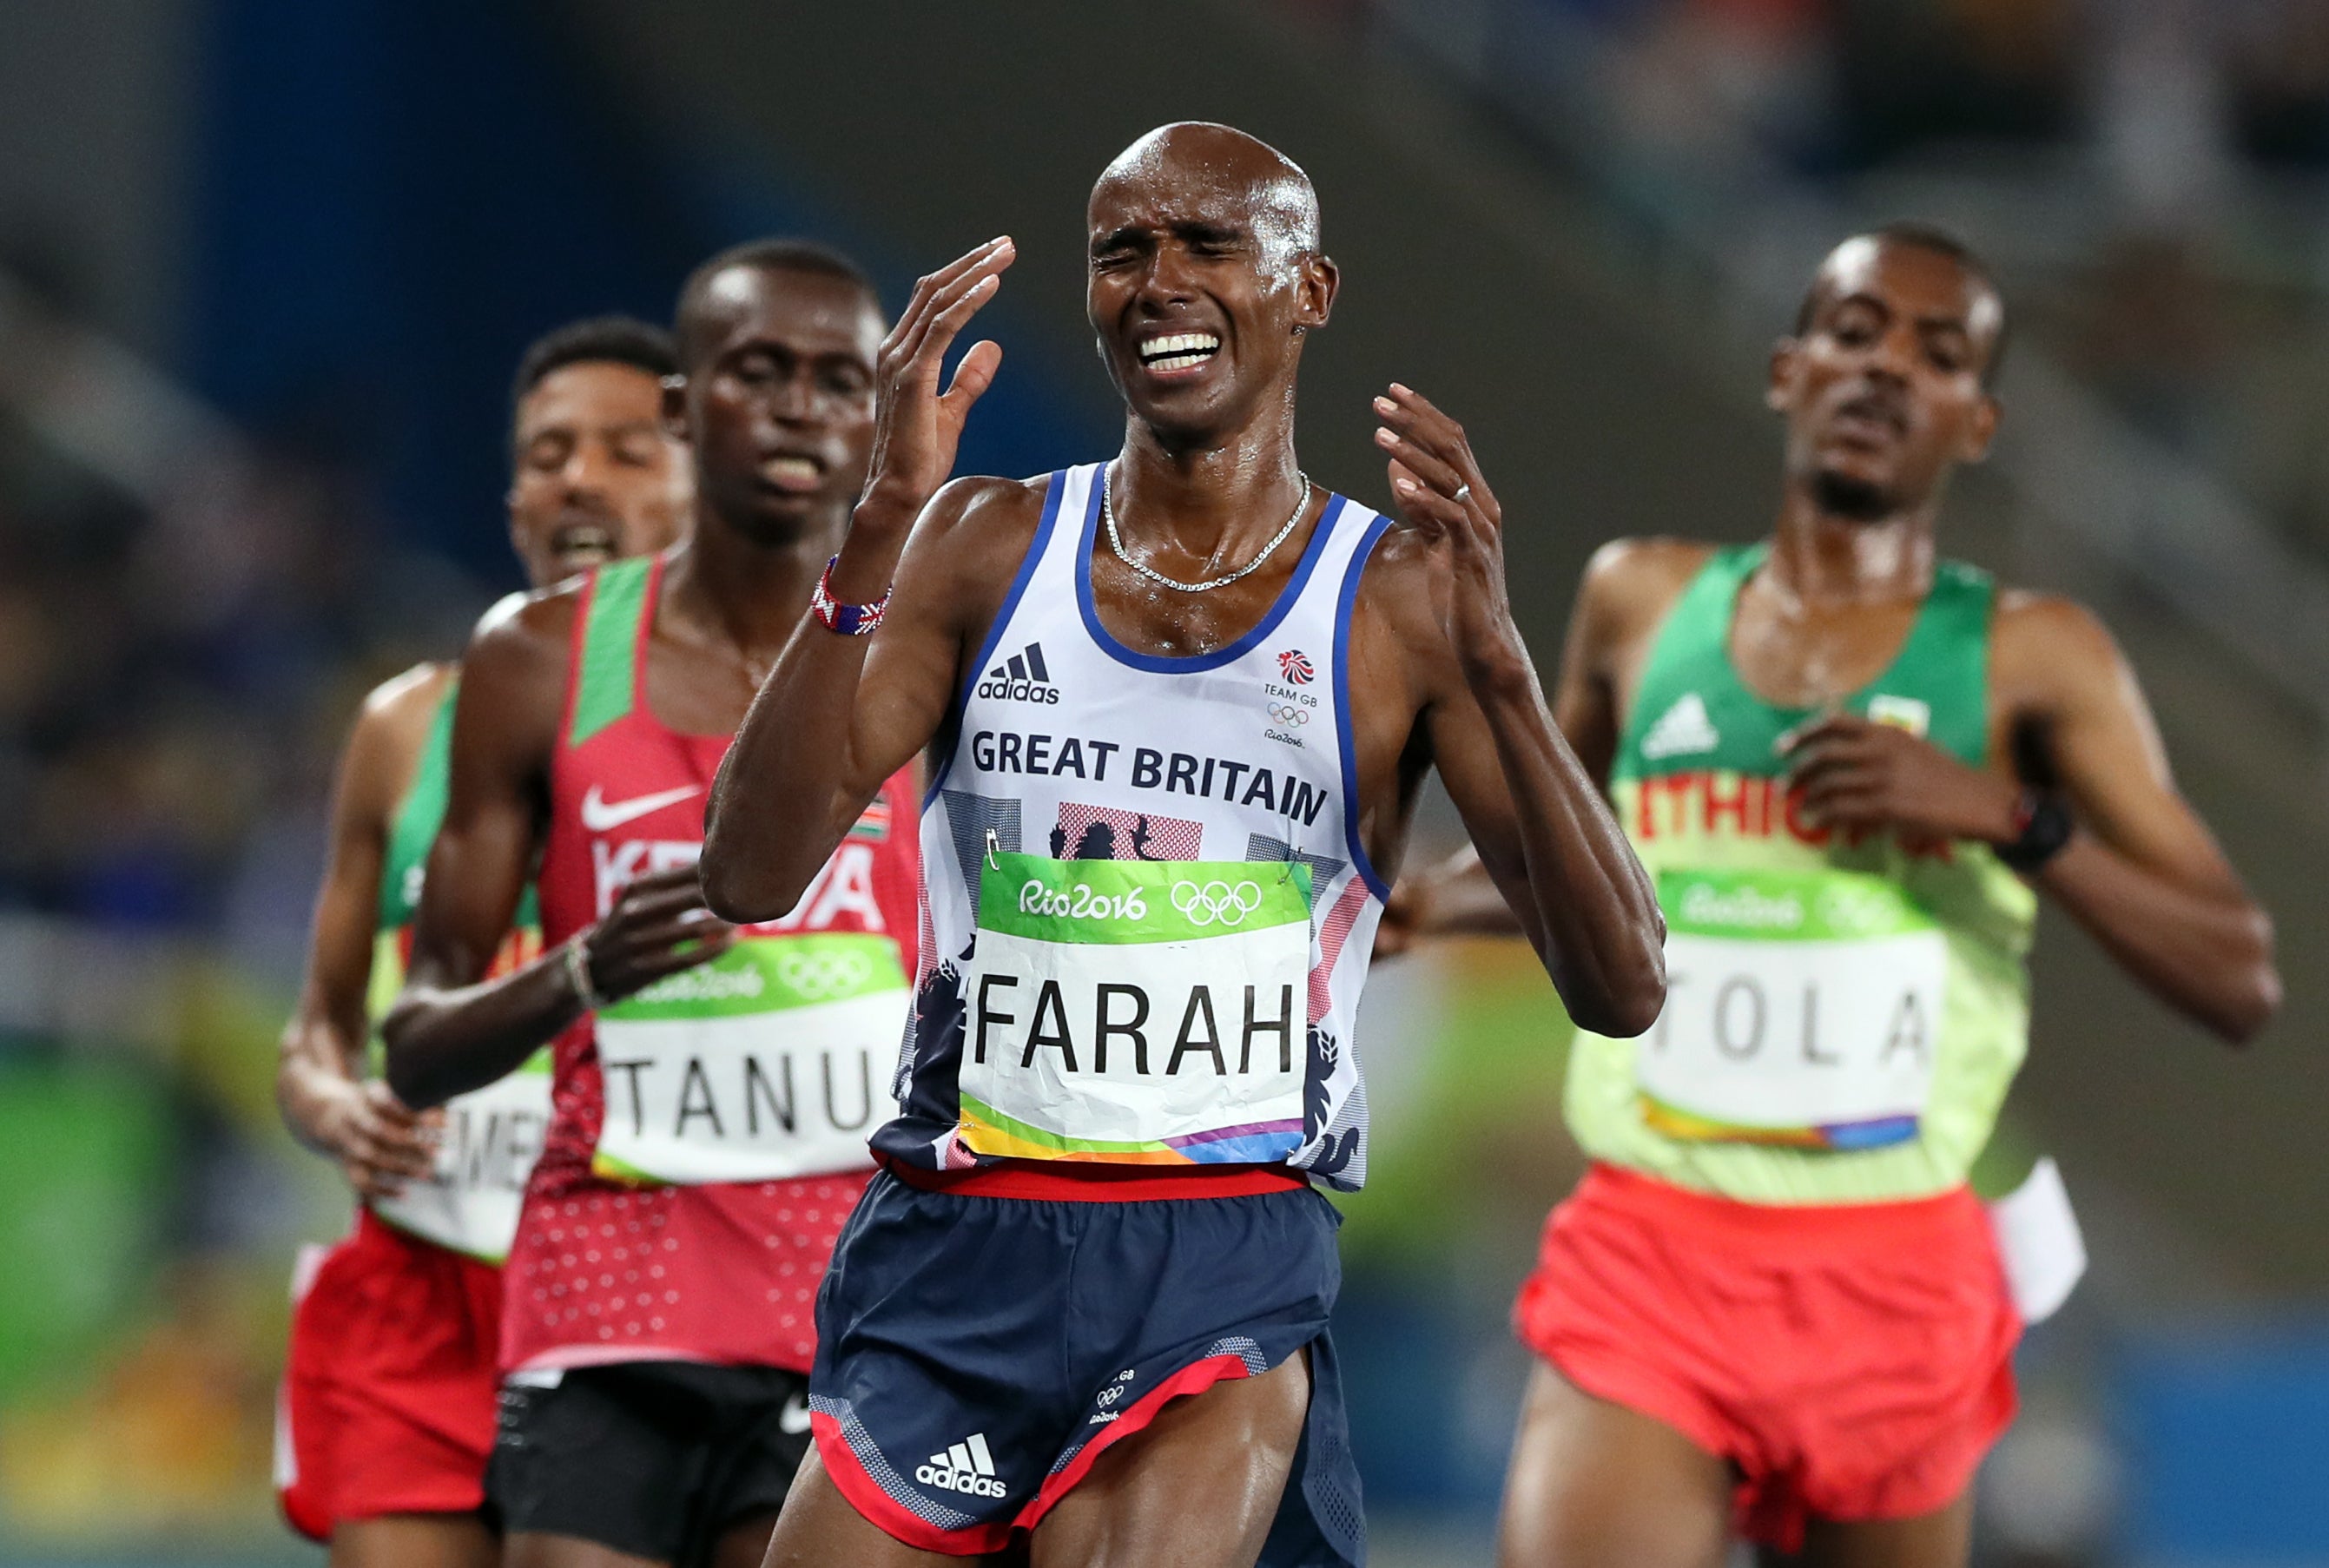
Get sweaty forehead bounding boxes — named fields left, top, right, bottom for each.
left=685, top=266, right=884, bottom=365
left=1087, top=128, right=1316, bottom=246
left=1816, top=237, right=2000, bottom=338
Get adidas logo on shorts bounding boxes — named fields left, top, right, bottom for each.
left=915, top=1432, right=1008, bottom=1498
left=975, top=642, right=1060, bottom=705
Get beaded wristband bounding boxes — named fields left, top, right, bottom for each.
left=563, top=936, right=610, bottom=1012
left=811, top=556, right=891, bottom=636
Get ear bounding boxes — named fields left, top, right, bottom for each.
left=1296, top=251, right=1339, bottom=333
left=660, top=373, right=689, bottom=442
left=1960, top=392, right=2001, bottom=464
left=1765, top=338, right=1799, bottom=414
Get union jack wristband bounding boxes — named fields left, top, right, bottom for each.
left=811, top=556, right=890, bottom=636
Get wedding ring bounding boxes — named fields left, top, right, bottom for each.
left=1453, top=483, right=1472, bottom=505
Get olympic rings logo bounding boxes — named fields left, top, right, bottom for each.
left=1171, top=880, right=1266, bottom=927
left=774, top=949, right=874, bottom=998
left=1266, top=703, right=1310, bottom=725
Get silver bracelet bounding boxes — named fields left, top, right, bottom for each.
left=563, top=935, right=610, bottom=1011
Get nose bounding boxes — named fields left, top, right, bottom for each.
left=562, top=439, right=613, bottom=495
left=1865, top=319, right=1917, bottom=383
left=768, top=368, right=819, bottom=424
left=1135, top=245, right=1199, bottom=313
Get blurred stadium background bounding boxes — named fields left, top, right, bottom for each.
left=0, top=1, right=2324, bottom=1563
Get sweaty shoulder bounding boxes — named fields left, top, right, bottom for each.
left=465, top=577, right=584, bottom=683
left=343, top=660, right=459, bottom=815
left=1576, top=537, right=1719, bottom=651
left=1990, top=587, right=2128, bottom=723
left=914, top=473, right=1052, bottom=557
left=903, top=472, right=1058, bottom=629
left=1346, top=515, right=1442, bottom=636
left=360, top=659, right=458, bottom=737
left=452, top=577, right=588, bottom=768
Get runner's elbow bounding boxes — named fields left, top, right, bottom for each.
left=698, top=848, right=803, bottom=927
left=1565, top=947, right=1668, bottom=1039
left=2213, top=919, right=2281, bottom=1046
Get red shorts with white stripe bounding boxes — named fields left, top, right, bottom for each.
left=1514, top=1163, right=2021, bottom=1552
left=276, top=1209, right=502, bottom=1540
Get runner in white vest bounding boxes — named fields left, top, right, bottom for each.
left=703, top=122, right=1667, bottom=1568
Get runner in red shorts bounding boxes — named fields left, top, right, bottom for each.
left=1397, top=227, right=2279, bottom=1567
left=384, top=241, right=920, bottom=1568
left=275, top=316, right=690, bottom=1565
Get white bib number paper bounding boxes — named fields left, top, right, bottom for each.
left=1636, top=870, right=1947, bottom=1149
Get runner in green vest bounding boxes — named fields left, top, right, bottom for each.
left=1397, top=227, right=2278, bottom=1568
left=274, top=317, right=689, bottom=1567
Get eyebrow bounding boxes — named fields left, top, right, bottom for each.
left=1091, top=218, right=1249, bottom=254
left=1830, top=293, right=1971, bottom=332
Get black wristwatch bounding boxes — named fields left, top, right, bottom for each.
left=1996, top=789, right=2075, bottom=872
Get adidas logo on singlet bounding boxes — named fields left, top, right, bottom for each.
left=915, top=1432, right=1008, bottom=1498
left=975, top=642, right=1060, bottom=705
left=1640, top=692, right=1720, bottom=760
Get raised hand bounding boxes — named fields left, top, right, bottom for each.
left=1781, top=712, right=2021, bottom=848
left=573, top=864, right=739, bottom=1006
left=857, top=237, right=1017, bottom=532
left=1372, top=384, right=1525, bottom=686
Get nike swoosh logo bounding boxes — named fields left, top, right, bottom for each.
left=779, top=1393, right=811, bottom=1434
left=579, top=783, right=703, bottom=833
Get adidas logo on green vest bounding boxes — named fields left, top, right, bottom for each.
left=1641, top=692, right=1720, bottom=760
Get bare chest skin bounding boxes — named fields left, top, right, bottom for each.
left=1084, top=528, right=1308, bottom=657
left=1727, top=576, right=1920, bottom=714
left=640, top=616, right=773, bottom=741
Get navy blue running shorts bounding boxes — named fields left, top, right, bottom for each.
left=807, top=1165, right=1362, bottom=1565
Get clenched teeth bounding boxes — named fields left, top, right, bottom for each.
left=1138, top=332, right=1221, bottom=371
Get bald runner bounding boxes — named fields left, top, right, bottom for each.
left=706, top=123, right=1664, bottom=1568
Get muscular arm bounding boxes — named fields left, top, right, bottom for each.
left=381, top=600, right=578, bottom=1107
left=276, top=667, right=442, bottom=1194
left=1369, top=391, right=1666, bottom=1036
left=2002, top=596, right=2280, bottom=1043
left=1380, top=541, right=1701, bottom=954
left=1785, top=593, right=2279, bottom=1044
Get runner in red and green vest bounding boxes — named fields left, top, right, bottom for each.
left=274, top=317, right=690, bottom=1564
left=1397, top=227, right=2279, bottom=1568
left=384, top=241, right=920, bottom=1568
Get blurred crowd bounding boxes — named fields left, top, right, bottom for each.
left=1575, top=0, right=2329, bottom=563
left=1546, top=0, right=2329, bottom=176
left=0, top=304, right=490, bottom=953
left=0, top=284, right=496, bottom=1547
left=1310, top=0, right=2329, bottom=569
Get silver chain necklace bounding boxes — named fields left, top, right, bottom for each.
left=1103, top=465, right=1312, bottom=594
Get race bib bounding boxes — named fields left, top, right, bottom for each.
left=958, top=853, right=1311, bottom=1165
left=1636, top=868, right=1946, bottom=1149
left=590, top=933, right=906, bottom=1185
left=373, top=1051, right=551, bottom=1262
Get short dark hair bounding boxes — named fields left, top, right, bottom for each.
left=675, top=239, right=881, bottom=366
left=511, top=314, right=677, bottom=408
left=1794, top=223, right=2009, bottom=386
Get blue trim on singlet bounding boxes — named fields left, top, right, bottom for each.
left=923, top=472, right=1071, bottom=807
left=1074, top=470, right=1349, bottom=675
left=1332, top=511, right=1395, bottom=902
